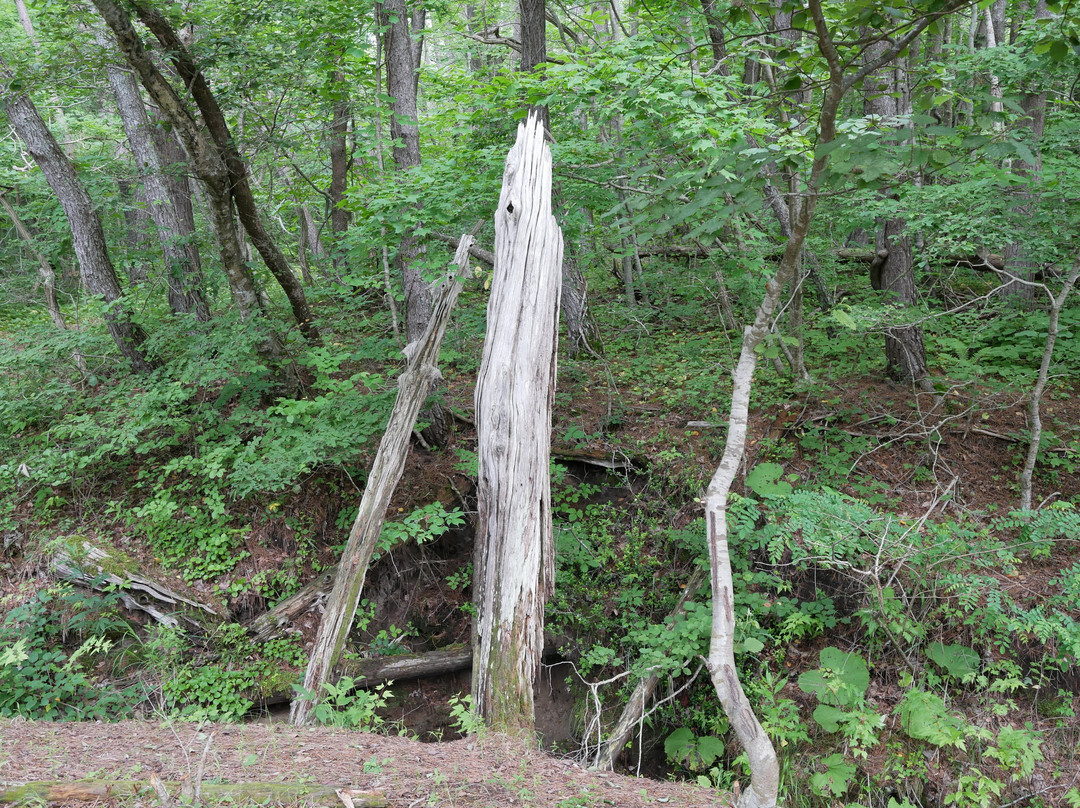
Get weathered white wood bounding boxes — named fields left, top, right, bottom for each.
left=471, top=114, right=563, bottom=733
left=53, top=542, right=218, bottom=627
left=290, top=237, right=474, bottom=726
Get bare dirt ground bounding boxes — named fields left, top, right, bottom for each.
left=0, top=719, right=731, bottom=808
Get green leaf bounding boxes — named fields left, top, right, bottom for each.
left=664, top=727, right=695, bottom=762
left=746, top=462, right=793, bottom=499
left=927, top=643, right=979, bottom=681
left=832, top=309, right=858, bottom=330
left=811, top=754, right=855, bottom=798
left=694, top=735, right=725, bottom=767
left=813, top=703, right=847, bottom=732
left=798, top=647, right=869, bottom=707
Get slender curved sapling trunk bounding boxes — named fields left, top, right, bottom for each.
left=1019, top=254, right=1080, bottom=510
left=706, top=6, right=963, bottom=805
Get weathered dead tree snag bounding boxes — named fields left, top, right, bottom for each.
left=471, top=114, right=563, bottom=733
left=290, top=237, right=474, bottom=726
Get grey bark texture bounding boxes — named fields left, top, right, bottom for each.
left=864, top=38, right=927, bottom=383
left=380, top=0, right=431, bottom=344
left=98, top=33, right=210, bottom=321
left=471, top=115, right=563, bottom=733
left=874, top=218, right=928, bottom=382
left=290, top=237, right=474, bottom=726
left=519, top=0, right=550, bottom=133
left=129, top=1, right=319, bottom=343
left=90, top=0, right=264, bottom=324
left=2, top=86, right=153, bottom=371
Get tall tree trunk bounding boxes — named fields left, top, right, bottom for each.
left=90, top=0, right=266, bottom=325
left=864, top=39, right=927, bottom=383
left=147, top=107, right=204, bottom=285
left=1001, top=0, right=1049, bottom=303
left=381, top=0, right=430, bottom=343
left=2, top=86, right=154, bottom=372
left=99, top=34, right=210, bottom=321
left=100, top=0, right=319, bottom=342
left=561, top=244, right=600, bottom=357
left=699, top=0, right=729, bottom=73
left=328, top=71, right=351, bottom=250
left=519, top=0, right=549, bottom=133
left=132, top=0, right=318, bottom=341
left=471, top=115, right=563, bottom=734
left=874, top=218, right=928, bottom=382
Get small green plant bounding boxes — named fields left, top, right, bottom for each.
left=810, top=753, right=856, bottom=799
left=0, top=583, right=137, bottom=721
left=292, top=678, right=392, bottom=729
left=448, top=693, right=485, bottom=736
left=663, top=726, right=735, bottom=789
left=944, top=773, right=1002, bottom=808
left=446, top=562, right=472, bottom=591
left=985, top=724, right=1043, bottom=779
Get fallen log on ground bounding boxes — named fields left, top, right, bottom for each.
left=53, top=541, right=219, bottom=628
left=256, top=644, right=473, bottom=708
left=246, top=567, right=337, bottom=642
left=0, top=781, right=385, bottom=807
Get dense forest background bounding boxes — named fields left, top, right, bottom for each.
left=2, top=0, right=1080, bottom=806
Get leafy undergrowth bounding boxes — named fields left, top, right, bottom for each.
left=2, top=284, right=1080, bottom=808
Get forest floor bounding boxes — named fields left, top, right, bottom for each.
left=0, top=718, right=728, bottom=808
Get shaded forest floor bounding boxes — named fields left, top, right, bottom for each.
left=0, top=719, right=727, bottom=808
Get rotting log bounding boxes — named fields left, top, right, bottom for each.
left=338, top=643, right=472, bottom=685
left=290, top=236, right=474, bottom=726
left=472, top=113, right=563, bottom=734
left=246, top=567, right=336, bottom=643
left=0, top=781, right=385, bottom=807
left=551, top=446, right=636, bottom=471
left=53, top=542, right=218, bottom=627
left=257, top=644, right=473, bottom=707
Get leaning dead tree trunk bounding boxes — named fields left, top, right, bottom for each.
left=290, top=237, right=474, bottom=726
left=1019, top=253, right=1080, bottom=510
left=471, top=114, right=563, bottom=734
